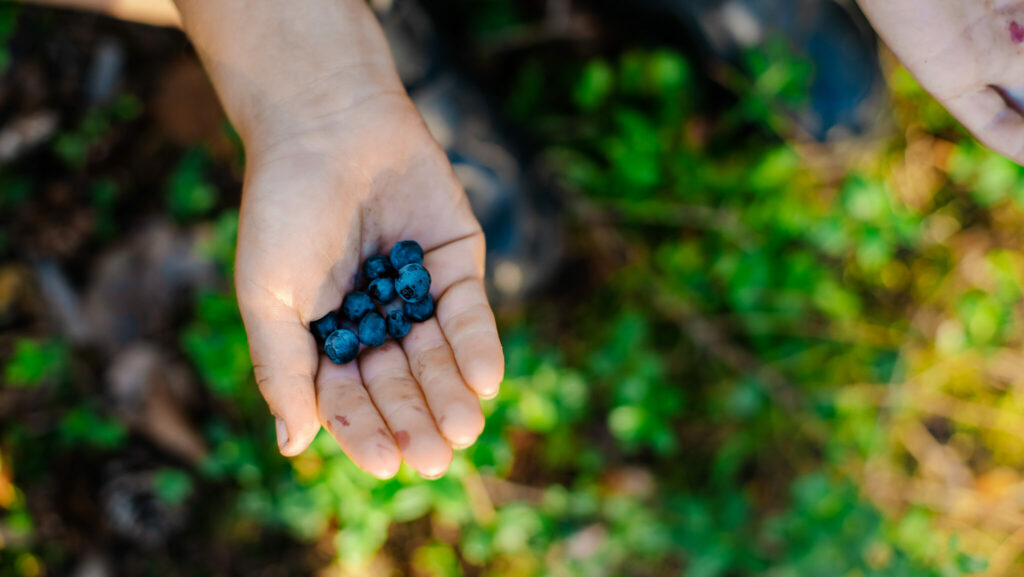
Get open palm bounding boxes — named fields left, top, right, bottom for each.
left=235, top=92, right=504, bottom=479
left=859, top=0, right=1024, bottom=163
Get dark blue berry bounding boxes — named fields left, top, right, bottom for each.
left=310, top=312, right=339, bottom=343
left=396, top=263, right=431, bottom=303
left=404, top=294, right=434, bottom=322
left=325, top=329, right=360, bottom=365
left=390, top=240, right=424, bottom=270
left=358, top=312, right=387, bottom=347
left=386, top=309, right=411, bottom=339
left=368, top=277, right=397, bottom=305
left=341, top=291, right=374, bottom=322
left=363, top=254, right=394, bottom=280
left=340, top=319, right=359, bottom=334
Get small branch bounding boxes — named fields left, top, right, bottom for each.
left=459, top=468, right=496, bottom=524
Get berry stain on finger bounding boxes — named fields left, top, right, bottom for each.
left=1011, top=20, right=1024, bottom=44
left=394, top=430, right=410, bottom=451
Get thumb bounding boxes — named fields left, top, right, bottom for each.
left=239, top=292, right=322, bottom=456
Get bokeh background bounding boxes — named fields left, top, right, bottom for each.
left=3, top=0, right=1024, bottom=575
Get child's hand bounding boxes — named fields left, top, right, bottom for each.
left=858, top=0, right=1024, bottom=163
left=235, top=92, right=503, bottom=478
left=169, top=0, right=504, bottom=478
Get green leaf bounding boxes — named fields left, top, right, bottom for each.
left=573, top=59, right=615, bottom=111
left=492, top=504, right=544, bottom=555
left=0, top=174, right=31, bottom=209
left=608, top=405, right=647, bottom=446
left=389, top=484, right=433, bottom=522
left=167, top=149, right=218, bottom=220
left=52, top=133, right=91, bottom=168
left=4, top=339, right=69, bottom=388
left=152, top=468, right=194, bottom=506
left=182, top=292, right=252, bottom=397
left=646, top=50, right=691, bottom=97
left=199, top=209, right=239, bottom=273
left=0, top=4, right=20, bottom=39
left=517, top=387, right=559, bottom=433
left=0, top=4, right=18, bottom=75
left=109, top=94, right=143, bottom=122
left=335, top=509, right=390, bottom=569
left=412, top=542, right=463, bottom=577
left=58, top=407, right=127, bottom=449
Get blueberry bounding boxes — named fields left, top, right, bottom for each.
left=396, top=263, right=431, bottom=303
left=390, top=240, right=424, bottom=270
left=404, top=294, right=434, bottom=322
left=386, top=309, right=411, bottom=339
left=324, top=329, right=360, bottom=365
left=358, top=312, right=387, bottom=347
left=341, top=291, right=374, bottom=322
left=310, top=311, right=339, bottom=343
left=368, top=277, right=397, bottom=305
left=363, top=254, right=394, bottom=280
left=340, top=319, right=360, bottom=335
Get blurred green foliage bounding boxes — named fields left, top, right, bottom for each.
left=167, top=148, right=219, bottom=221
left=181, top=291, right=252, bottom=399
left=0, top=174, right=30, bottom=212
left=3, top=7, right=1024, bottom=576
left=0, top=4, right=18, bottom=74
left=89, top=178, right=120, bottom=240
left=153, top=468, right=195, bottom=506
left=52, top=94, right=142, bottom=169
left=57, top=406, right=127, bottom=449
left=3, top=338, right=69, bottom=388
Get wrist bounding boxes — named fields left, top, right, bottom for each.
left=173, top=0, right=404, bottom=153
left=241, top=65, right=405, bottom=157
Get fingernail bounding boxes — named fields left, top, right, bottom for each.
left=275, top=417, right=290, bottom=453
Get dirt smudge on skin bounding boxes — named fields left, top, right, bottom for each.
left=394, top=430, right=410, bottom=451
left=990, top=83, right=1024, bottom=117
left=334, top=415, right=350, bottom=427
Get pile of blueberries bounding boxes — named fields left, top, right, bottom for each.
left=310, top=240, right=434, bottom=365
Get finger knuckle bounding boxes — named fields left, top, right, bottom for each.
left=253, top=364, right=312, bottom=393
left=372, top=374, right=416, bottom=399
left=443, top=304, right=489, bottom=336
left=413, top=343, right=452, bottom=378
left=389, top=402, right=431, bottom=427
